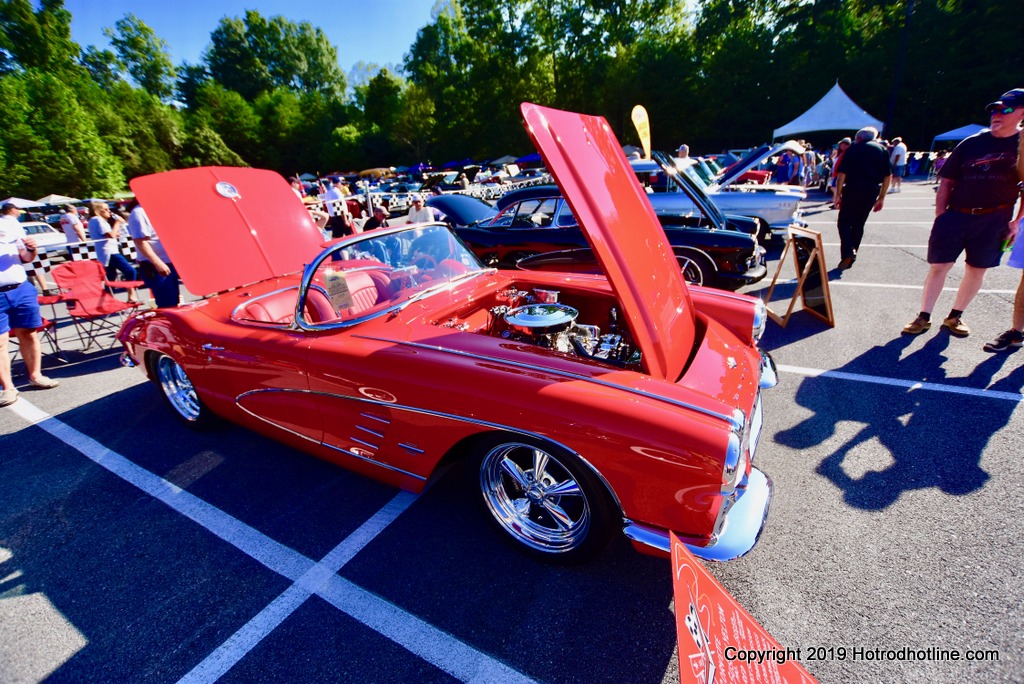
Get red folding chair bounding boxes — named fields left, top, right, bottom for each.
left=50, top=260, right=142, bottom=350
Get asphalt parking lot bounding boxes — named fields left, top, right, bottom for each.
left=2, top=178, right=1021, bottom=683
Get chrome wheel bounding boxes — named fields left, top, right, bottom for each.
left=678, top=256, right=703, bottom=285
left=480, top=442, right=592, bottom=554
left=155, top=355, right=202, bottom=422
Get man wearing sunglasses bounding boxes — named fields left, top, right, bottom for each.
left=903, top=88, right=1024, bottom=338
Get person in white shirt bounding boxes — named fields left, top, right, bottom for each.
left=59, top=204, right=86, bottom=243
left=0, top=203, right=60, bottom=406
left=406, top=195, right=437, bottom=224
left=87, top=201, right=138, bottom=302
left=889, top=137, right=908, bottom=192
left=128, top=201, right=179, bottom=308
left=289, top=176, right=328, bottom=230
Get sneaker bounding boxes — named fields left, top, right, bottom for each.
left=902, top=316, right=931, bottom=335
left=942, top=316, right=970, bottom=337
left=982, top=329, right=1024, bottom=353
left=28, top=376, right=60, bottom=389
left=0, top=389, right=18, bottom=407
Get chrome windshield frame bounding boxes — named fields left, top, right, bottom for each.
left=293, top=222, right=491, bottom=332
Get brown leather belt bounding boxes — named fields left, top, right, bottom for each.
left=948, top=203, right=1014, bottom=215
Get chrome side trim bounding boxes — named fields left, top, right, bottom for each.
left=320, top=442, right=426, bottom=481
left=351, top=436, right=379, bottom=451
left=235, top=399, right=321, bottom=445
left=360, top=412, right=391, bottom=424
left=351, top=336, right=742, bottom=429
left=234, top=387, right=624, bottom=513
left=355, top=424, right=384, bottom=439
left=622, top=522, right=672, bottom=554
left=399, top=443, right=425, bottom=454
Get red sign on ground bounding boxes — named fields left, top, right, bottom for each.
left=672, top=533, right=819, bottom=684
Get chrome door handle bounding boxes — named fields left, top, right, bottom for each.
left=201, top=343, right=224, bottom=351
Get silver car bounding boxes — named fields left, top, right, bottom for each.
left=632, top=141, right=807, bottom=242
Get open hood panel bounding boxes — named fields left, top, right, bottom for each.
left=520, top=103, right=694, bottom=381
left=130, top=167, right=325, bottom=296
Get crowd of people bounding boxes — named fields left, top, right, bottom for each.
left=825, top=87, right=1024, bottom=352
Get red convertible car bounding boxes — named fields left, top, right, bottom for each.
left=118, top=104, right=777, bottom=563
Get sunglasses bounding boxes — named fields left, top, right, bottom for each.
left=988, top=106, right=1017, bottom=115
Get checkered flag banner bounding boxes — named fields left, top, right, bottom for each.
left=28, top=236, right=138, bottom=280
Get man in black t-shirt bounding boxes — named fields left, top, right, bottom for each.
left=903, top=89, right=1024, bottom=338
left=834, top=127, right=892, bottom=269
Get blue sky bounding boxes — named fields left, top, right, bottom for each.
left=64, top=0, right=439, bottom=75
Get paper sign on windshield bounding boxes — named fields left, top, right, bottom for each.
left=323, top=269, right=353, bottom=312
left=672, top=533, right=819, bottom=684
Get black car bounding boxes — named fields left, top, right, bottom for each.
left=427, top=171, right=766, bottom=290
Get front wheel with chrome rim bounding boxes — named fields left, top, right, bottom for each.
left=677, top=252, right=715, bottom=288
left=477, top=437, right=616, bottom=563
left=151, top=353, right=216, bottom=428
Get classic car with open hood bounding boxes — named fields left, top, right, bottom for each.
left=118, top=104, right=777, bottom=563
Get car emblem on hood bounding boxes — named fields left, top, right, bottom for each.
left=215, top=182, right=240, bottom=199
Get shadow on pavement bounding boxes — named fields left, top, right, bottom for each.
left=775, top=334, right=1024, bottom=509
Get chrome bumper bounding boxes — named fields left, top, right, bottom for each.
left=623, top=467, right=773, bottom=562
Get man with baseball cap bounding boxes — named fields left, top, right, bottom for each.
left=983, top=90, right=1024, bottom=352
left=903, top=88, right=1024, bottom=338
left=1, top=203, right=60, bottom=407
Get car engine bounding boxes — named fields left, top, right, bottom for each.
left=487, top=288, right=640, bottom=367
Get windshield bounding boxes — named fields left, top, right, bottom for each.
left=651, top=151, right=729, bottom=229
left=299, top=223, right=489, bottom=327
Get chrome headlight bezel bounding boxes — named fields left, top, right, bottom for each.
left=752, top=299, right=768, bottom=341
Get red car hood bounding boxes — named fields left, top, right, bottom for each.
left=521, top=103, right=695, bottom=381
left=130, top=167, right=324, bottom=296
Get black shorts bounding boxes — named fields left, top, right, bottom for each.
left=927, top=210, right=1009, bottom=268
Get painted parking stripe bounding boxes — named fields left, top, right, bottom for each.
left=8, top=399, right=536, bottom=684
left=9, top=399, right=315, bottom=582
left=802, top=220, right=934, bottom=226
left=762, top=278, right=1017, bottom=295
left=777, top=365, right=1024, bottom=402
left=178, top=492, right=420, bottom=684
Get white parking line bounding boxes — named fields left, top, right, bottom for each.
left=803, top=220, right=934, bottom=225
left=819, top=242, right=928, bottom=248
left=8, top=399, right=536, bottom=684
left=777, top=365, right=1024, bottom=402
left=765, top=278, right=1017, bottom=295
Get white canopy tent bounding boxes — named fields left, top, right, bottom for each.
left=772, top=82, right=884, bottom=139
left=37, top=194, right=80, bottom=205
left=0, top=197, right=44, bottom=208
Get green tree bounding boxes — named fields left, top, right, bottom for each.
left=103, top=13, right=176, bottom=100
left=175, top=62, right=208, bottom=108
left=204, top=10, right=346, bottom=101
left=394, top=83, right=437, bottom=159
left=81, top=45, right=121, bottom=90
left=0, top=69, right=124, bottom=196
left=178, top=119, right=246, bottom=168
left=192, top=81, right=262, bottom=161
left=0, top=0, right=80, bottom=73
